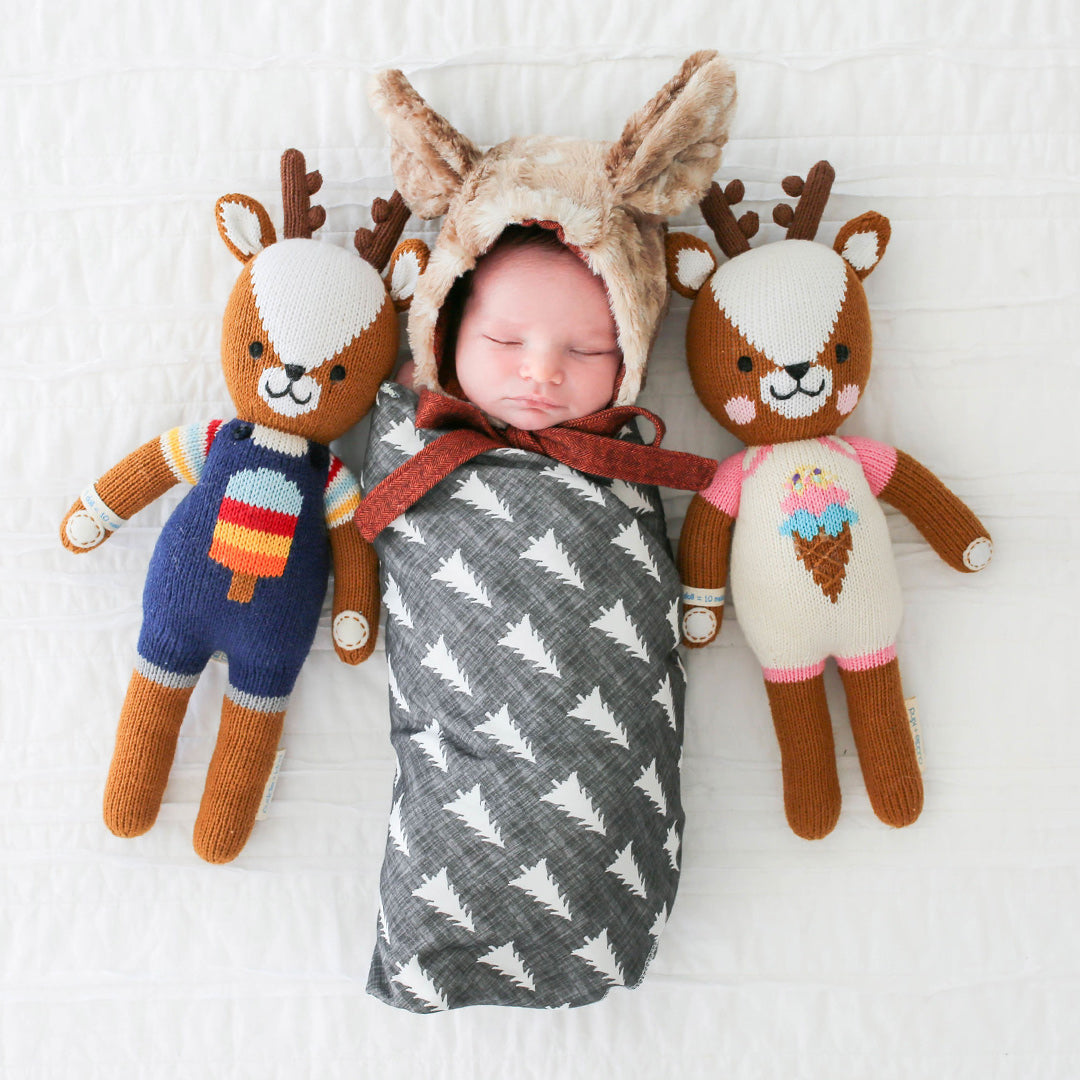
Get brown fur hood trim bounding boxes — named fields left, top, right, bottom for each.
left=368, top=51, right=736, bottom=405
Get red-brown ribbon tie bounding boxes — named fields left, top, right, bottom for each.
left=354, top=388, right=718, bottom=540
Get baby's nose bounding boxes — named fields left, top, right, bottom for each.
left=520, top=347, right=564, bottom=384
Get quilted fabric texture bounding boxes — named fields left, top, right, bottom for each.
left=8, top=2, right=1078, bottom=1077
left=364, top=384, right=684, bottom=1010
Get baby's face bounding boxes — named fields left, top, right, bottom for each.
left=454, top=244, right=621, bottom=430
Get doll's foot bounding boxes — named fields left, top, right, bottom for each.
left=839, top=656, right=923, bottom=828
left=104, top=670, right=193, bottom=837
left=764, top=670, right=842, bottom=839
left=193, top=695, right=285, bottom=863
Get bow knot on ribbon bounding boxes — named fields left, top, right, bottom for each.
left=354, top=389, right=717, bottom=540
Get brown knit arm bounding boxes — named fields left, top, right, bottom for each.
left=880, top=450, right=993, bottom=573
left=677, top=493, right=734, bottom=647
left=60, top=436, right=179, bottom=553
left=328, top=522, right=380, bottom=664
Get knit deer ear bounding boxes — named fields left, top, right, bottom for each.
left=367, top=69, right=483, bottom=220
left=387, top=238, right=430, bottom=311
left=665, top=232, right=717, bottom=299
left=605, top=50, right=737, bottom=218
left=834, top=211, right=891, bottom=280
left=215, top=194, right=277, bottom=263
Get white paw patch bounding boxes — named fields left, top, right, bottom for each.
left=963, top=537, right=993, bottom=571
left=66, top=510, right=104, bottom=548
left=682, top=606, right=717, bottom=645
left=333, top=611, right=370, bottom=649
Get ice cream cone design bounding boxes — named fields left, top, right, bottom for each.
left=209, top=468, right=303, bottom=602
left=778, top=466, right=858, bottom=603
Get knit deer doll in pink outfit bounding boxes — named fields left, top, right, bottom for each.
left=668, top=162, right=993, bottom=839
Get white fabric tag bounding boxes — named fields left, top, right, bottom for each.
left=80, top=484, right=128, bottom=532
left=905, top=697, right=924, bottom=770
left=257, top=749, right=287, bottom=820
left=682, top=585, right=725, bottom=608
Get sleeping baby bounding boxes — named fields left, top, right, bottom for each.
left=355, top=52, right=735, bottom=1011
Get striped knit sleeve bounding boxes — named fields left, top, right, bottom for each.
left=324, top=454, right=362, bottom=530
left=159, top=420, right=223, bottom=485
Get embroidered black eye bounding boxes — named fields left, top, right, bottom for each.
left=737, top=355, right=753, bottom=373
left=835, top=344, right=849, bottom=363
left=329, top=365, right=346, bottom=382
left=249, top=341, right=263, bottom=359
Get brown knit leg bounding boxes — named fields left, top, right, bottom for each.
left=763, top=672, right=841, bottom=840
left=839, top=657, right=923, bottom=828
left=104, top=670, right=194, bottom=838
left=193, top=697, right=285, bottom=864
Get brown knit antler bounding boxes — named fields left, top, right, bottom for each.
left=280, top=149, right=326, bottom=239
left=354, top=191, right=410, bottom=272
left=700, top=180, right=760, bottom=259
left=772, top=160, right=835, bottom=240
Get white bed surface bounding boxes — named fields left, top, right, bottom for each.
left=4, top=2, right=1078, bottom=1076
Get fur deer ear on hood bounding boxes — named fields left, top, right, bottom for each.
left=606, top=50, right=737, bottom=218
left=367, top=69, right=483, bottom=220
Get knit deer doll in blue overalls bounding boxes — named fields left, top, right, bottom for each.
left=60, top=150, right=428, bottom=862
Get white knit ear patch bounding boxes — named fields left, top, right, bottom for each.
left=390, top=249, right=423, bottom=303
left=219, top=199, right=268, bottom=258
left=675, top=246, right=716, bottom=293
left=841, top=230, right=880, bottom=272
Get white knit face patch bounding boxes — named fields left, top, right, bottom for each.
left=258, top=365, right=321, bottom=417
left=710, top=240, right=847, bottom=370
left=759, top=362, right=834, bottom=420
left=251, top=239, right=386, bottom=374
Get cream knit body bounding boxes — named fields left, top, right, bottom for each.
left=703, top=435, right=903, bottom=673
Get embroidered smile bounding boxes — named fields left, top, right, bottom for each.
left=769, top=380, right=826, bottom=402
left=266, top=383, right=313, bottom=406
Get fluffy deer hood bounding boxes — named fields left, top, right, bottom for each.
left=368, top=51, right=736, bottom=406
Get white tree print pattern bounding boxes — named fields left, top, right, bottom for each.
left=364, top=385, right=688, bottom=1011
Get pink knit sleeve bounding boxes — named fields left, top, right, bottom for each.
left=698, top=450, right=744, bottom=517
left=845, top=436, right=898, bottom=496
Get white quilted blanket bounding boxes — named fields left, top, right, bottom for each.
left=7, top=2, right=1077, bottom=1077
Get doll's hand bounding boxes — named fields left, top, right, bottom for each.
left=333, top=610, right=375, bottom=664
left=681, top=603, right=722, bottom=647
left=61, top=498, right=115, bottom=553
left=959, top=535, right=993, bottom=572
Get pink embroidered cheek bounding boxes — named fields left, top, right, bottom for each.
left=725, top=395, right=756, bottom=425
left=836, top=384, right=860, bottom=416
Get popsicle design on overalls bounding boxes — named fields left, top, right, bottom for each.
left=60, top=149, right=429, bottom=862
left=210, top=467, right=304, bottom=601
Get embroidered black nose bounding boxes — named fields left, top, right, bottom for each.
left=283, top=364, right=305, bottom=382
left=784, top=362, right=811, bottom=381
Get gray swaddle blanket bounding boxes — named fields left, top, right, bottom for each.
left=362, top=382, right=686, bottom=1011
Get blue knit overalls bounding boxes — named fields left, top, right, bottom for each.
left=136, top=419, right=331, bottom=707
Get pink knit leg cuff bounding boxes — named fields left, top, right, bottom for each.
left=762, top=660, right=827, bottom=684
left=835, top=644, right=897, bottom=673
